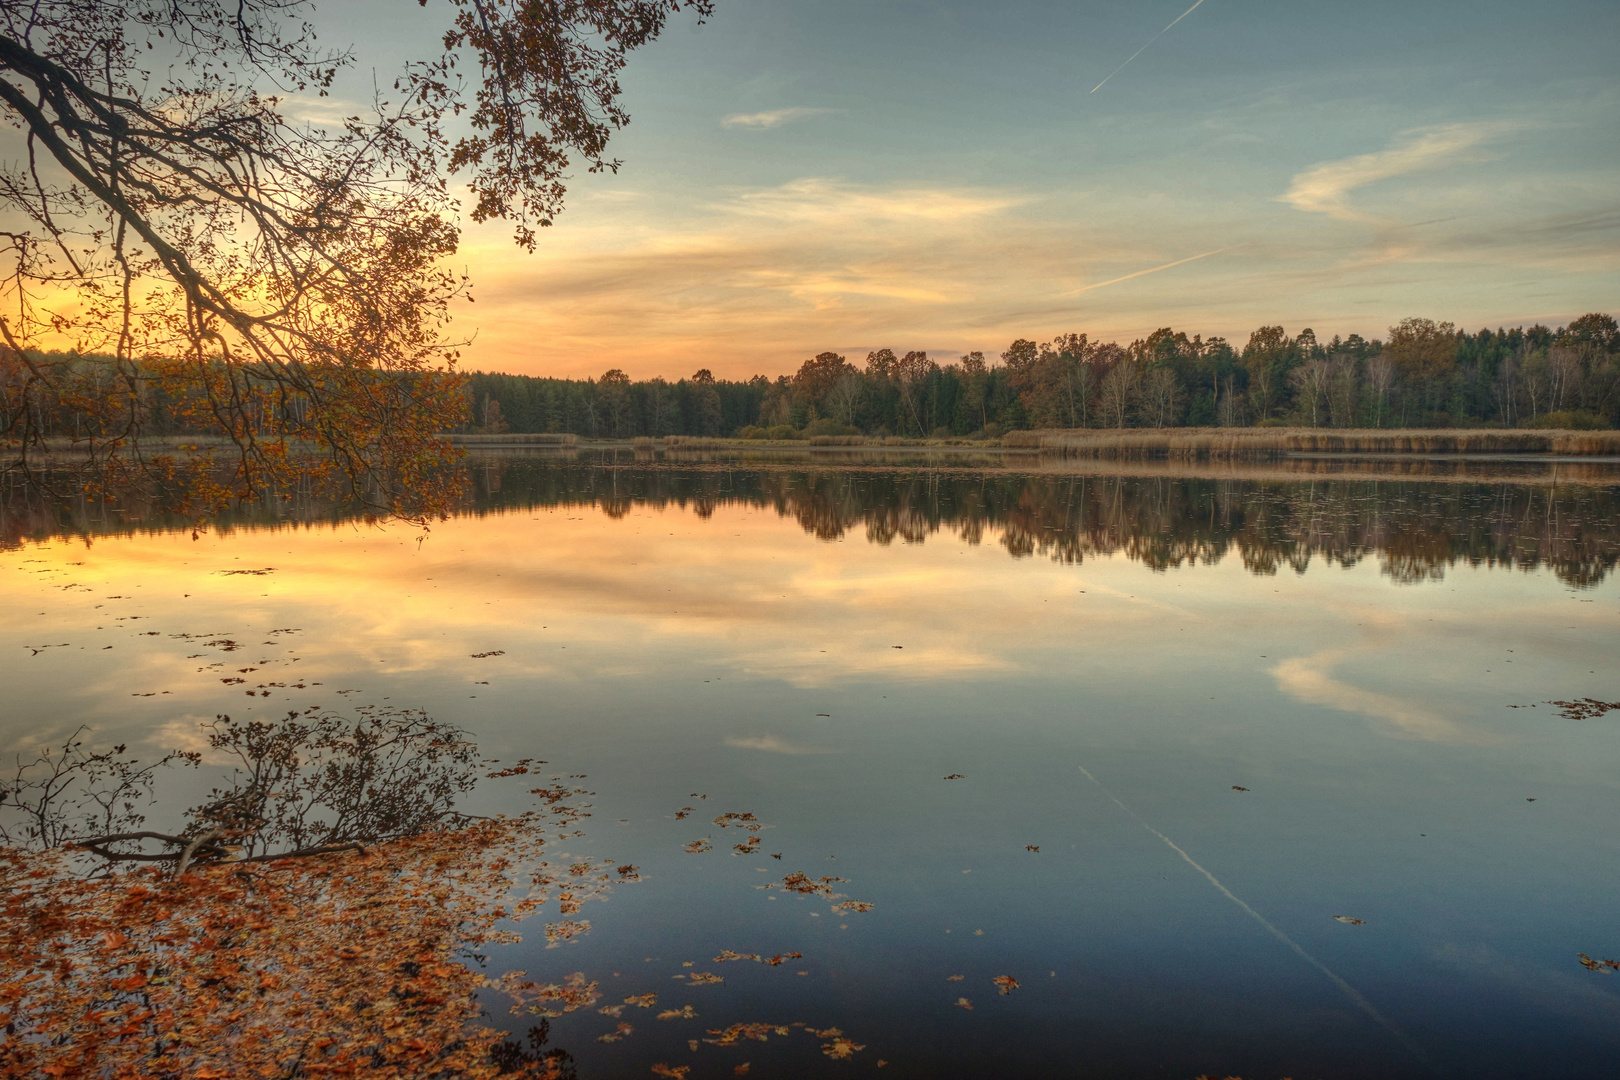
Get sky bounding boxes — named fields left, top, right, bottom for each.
left=222, top=1, right=1620, bottom=377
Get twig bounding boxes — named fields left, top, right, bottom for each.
left=175, top=826, right=224, bottom=877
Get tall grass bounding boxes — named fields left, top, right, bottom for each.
left=445, top=432, right=578, bottom=446
left=663, top=436, right=733, bottom=449
left=1013, top=427, right=1620, bottom=459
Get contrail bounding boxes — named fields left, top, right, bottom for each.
left=1075, top=763, right=1428, bottom=1064
left=1062, top=248, right=1224, bottom=296
left=1090, top=0, right=1208, bottom=94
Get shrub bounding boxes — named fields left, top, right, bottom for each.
left=1528, top=410, right=1609, bottom=430
left=803, top=417, right=859, bottom=437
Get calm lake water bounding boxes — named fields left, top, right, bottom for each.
left=4, top=451, right=1620, bottom=1079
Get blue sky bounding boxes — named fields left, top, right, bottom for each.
left=331, top=0, right=1620, bottom=377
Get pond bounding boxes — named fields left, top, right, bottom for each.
left=4, top=451, right=1619, bottom=1079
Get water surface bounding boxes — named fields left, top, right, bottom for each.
left=4, top=453, right=1619, bottom=1079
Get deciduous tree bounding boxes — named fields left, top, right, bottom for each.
left=0, top=0, right=710, bottom=521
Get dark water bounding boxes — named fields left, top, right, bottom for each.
left=4, top=452, right=1619, bottom=1078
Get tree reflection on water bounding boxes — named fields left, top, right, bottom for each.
left=6, top=453, right=1618, bottom=587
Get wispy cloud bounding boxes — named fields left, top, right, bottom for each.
left=279, top=95, right=366, bottom=127
left=723, top=177, right=1024, bottom=225
left=722, top=106, right=836, bottom=130
left=1284, top=123, right=1517, bottom=224
left=1270, top=644, right=1482, bottom=743
left=723, top=735, right=829, bottom=754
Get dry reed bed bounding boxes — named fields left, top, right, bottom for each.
left=1022, top=455, right=1620, bottom=487
left=665, top=434, right=992, bottom=449
left=1007, top=427, right=1620, bottom=458
left=444, top=432, right=578, bottom=445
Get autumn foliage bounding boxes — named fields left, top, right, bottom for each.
left=0, top=710, right=623, bottom=1078
left=0, top=0, right=710, bottom=523
left=0, top=813, right=623, bottom=1078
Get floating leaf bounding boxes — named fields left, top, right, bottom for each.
left=823, top=1036, right=865, bottom=1060
left=704, top=1022, right=789, bottom=1045
left=1549, top=698, right=1620, bottom=720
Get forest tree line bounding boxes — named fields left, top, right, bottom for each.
left=6, top=314, right=1617, bottom=444
left=464, top=314, right=1620, bottom=439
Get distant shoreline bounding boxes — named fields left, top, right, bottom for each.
left=12, top=427, right=1619, bottom=462
left=442, top=427, right=1620, bottom=459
